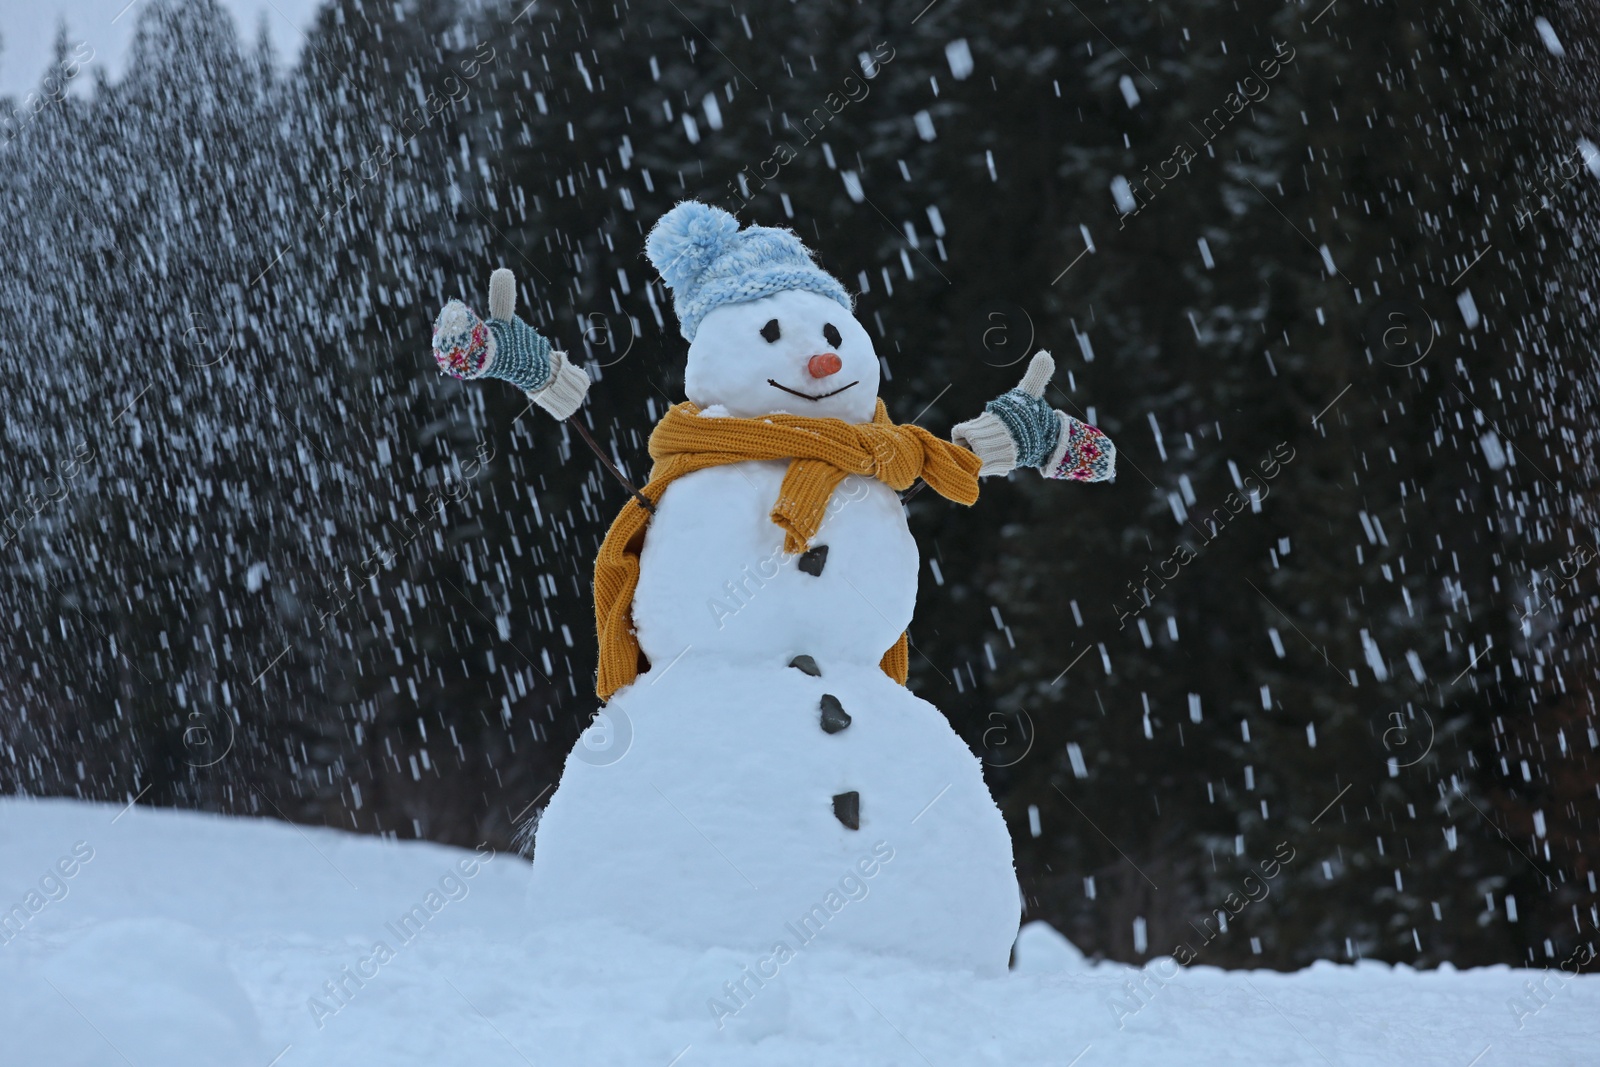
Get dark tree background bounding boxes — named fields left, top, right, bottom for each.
left=2, top=0, right=1596, bottom=973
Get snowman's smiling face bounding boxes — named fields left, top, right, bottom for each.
left=685, top=289, right=879, bottom=424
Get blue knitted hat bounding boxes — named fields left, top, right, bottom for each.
left=644, top=201, right=853, bottom=342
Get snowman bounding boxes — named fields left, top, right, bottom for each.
left=430, top=202, right=1114, bottom=979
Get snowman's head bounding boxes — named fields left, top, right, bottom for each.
left=686, top=289, right=878, bottom=423
left=646, top=201, right=878, bottom=424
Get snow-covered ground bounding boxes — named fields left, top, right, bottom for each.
left=2, top=797, right=1595, bottom=1066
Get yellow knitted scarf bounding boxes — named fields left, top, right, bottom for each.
left=592, top=398, right=983, bottom=698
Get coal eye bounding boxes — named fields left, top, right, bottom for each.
left=823, top=323, right=842, bottom=348
left=760, top=319, right=781, bottom=343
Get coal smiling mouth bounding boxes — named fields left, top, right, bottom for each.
left=766, top=379, right=860, bottom=401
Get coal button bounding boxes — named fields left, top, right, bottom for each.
left=798, top=544, right=829, bottom=576
left=819, top=694, right=851, bottom=734
left=832, top=790, right=860, bottom=830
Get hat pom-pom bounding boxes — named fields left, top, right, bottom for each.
left=646, top=201, right=740, bottom=291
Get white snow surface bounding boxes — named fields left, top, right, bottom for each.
left=4, top=798, right=1598, bottom=1066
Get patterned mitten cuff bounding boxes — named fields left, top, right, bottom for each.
left=984, top=387, right=1062, bottom=468
left=1042, top=411, right=1116, bottom=482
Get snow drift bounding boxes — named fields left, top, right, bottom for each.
left=2, top=798, right=1596, bottom=1066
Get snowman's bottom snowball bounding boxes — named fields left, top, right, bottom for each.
left=527, top=660, right=1021, bottom=975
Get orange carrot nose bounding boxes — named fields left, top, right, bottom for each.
left=808, top=353, right=843, bottom=378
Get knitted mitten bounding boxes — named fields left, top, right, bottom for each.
left=1042, top=413, right=1116, bottom=482
left=431, top=269, right=590, bottom=419
left=951, top=351, right=1116, bottom=482
left=432, top=300, right=553, bottom=389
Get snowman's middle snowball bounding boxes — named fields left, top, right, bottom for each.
left=591, top=399, right=983, bottom=698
